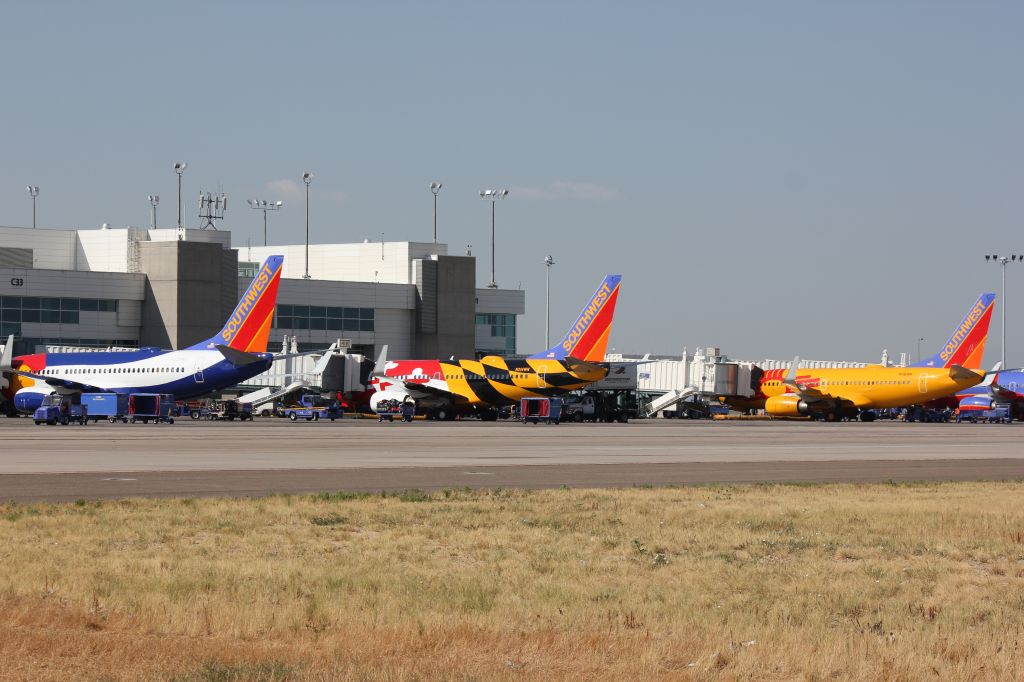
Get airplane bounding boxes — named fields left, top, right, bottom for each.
left=726, top=292, right=995, bottom=421
left=1, top=254, right=287, bottom=414
left=369, top=274, right=622, bottom=420
left=938, top=367, right=1023, bottom=420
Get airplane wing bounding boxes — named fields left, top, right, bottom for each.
left=399, top=381, right=466, bottom=403
left=371, top=345, right=389, bottom=378
left=0, top=334, right=12, bottom=390
left=781, top=356, right=825, bottom=397
left=273, top=342, right=340, bottom=361
left=1, top=367, right=106, bottom=394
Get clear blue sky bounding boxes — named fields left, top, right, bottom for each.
left=1, top=1, right=1021, bottom=363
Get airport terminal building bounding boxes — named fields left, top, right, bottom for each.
left=0, top=225, right=525, bottom=362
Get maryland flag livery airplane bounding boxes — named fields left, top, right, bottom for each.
left=370, top=274, right=622, bottom=420
left=733, top=292, right=996, bottom=421
left=1, top=255, right=287, bottom=414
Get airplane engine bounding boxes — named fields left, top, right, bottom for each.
left=14, top=386, right=52, bottom=413
left=369, top=389, right=414, bottom=413
left=958, top=395, right=994, bottom=413
left=764, top=394, right=811, bottom=417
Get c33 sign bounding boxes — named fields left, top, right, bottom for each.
left=9, top=278, right=24, bottom=287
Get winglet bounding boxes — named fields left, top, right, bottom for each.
left=783, top=356, right=801, bottom=386
left=979, top=361, right=1003, bottom=392
left=0, top=334, right=12, bottom=371
left=372, top=344, right=389, bottom=377
left=310, top=342, right=338, bottom=375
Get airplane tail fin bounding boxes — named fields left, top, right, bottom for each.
left=529, top=274, right=621, bottom=362
left=912, top=292, right=995, bottom=370
left=188, top=255, right=284, bottom=352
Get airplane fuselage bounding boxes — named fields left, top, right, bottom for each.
left=373, top=355, right=608, bottom=408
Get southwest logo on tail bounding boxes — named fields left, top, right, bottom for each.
left=189, top=255, right=284, bottom=353
left=530, top=274, right=621, bottom=362
left=912, top=292, right=995, bottom=370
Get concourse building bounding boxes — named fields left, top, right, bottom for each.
left=0, top=225, right=525, bottom=363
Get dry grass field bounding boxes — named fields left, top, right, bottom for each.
left=1, top=482, right=1023, bottom=681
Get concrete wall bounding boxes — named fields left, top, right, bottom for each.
left=412, top=255, right=475, bottom=358
left=243, top=242, right=448, bottom=284
left=76, top=229, right=130, bottom=272
left=0, top=227, right=76, bottom=270
left=139, top=241, right=232, bottom=349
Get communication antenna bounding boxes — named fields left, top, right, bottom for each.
left=198, top=190, right=228, bottom=229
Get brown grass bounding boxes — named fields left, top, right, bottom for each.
left=1, top=482, right=1024, bottom=680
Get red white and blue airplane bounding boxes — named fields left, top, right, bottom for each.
left=1, top=255, right=285, bottom=414
left=946, top=367, right=1023, bottom=419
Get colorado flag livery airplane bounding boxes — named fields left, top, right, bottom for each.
left=370, top=274, right=622, bottom=420
left=1, top=255, right=285, bottom=413
left=728, top=292, right=995, bottom=421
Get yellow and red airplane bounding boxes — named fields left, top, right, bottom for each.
left=732, top=292, right=995, bottom=421
left=369, top=274, right=621, bottom=420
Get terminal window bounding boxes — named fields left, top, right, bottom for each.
left=238, top=262, right=260, bottom=278
left=0, top=296, right=118, bottom=326
left=273, top=305, right=374, bottom=332
left=475, top=313, right=517, bottom=353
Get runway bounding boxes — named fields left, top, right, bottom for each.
left=0, top=418, right=1021, bottom=502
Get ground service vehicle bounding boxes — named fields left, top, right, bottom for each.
left=127, top=393, right=175, bottom=424
left=561, top=393, right=629, bottom=423
left=190, top=399, right=253, bottom=421
left=82, top=393, right=130, bottom=423
left=375, top=399, right=415, bottom=422
left=33, top=393, right=88, bottom=425
left=521, top=397, right=562, bottom=424
left=282, top=394, right=342, bottom=421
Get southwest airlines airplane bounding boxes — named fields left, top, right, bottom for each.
left=1, top=255, right=285, bottom=413
left=370, top=274, right=621, bottom=420
left=733, top=292, right=995, bottom=421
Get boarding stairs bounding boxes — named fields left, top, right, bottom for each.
left=239, top=381, right=308, bottom=409
left=642, top=386, right=699, bottom=417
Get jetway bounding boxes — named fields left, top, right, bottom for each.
left=240, top=336, right=371, bottom=394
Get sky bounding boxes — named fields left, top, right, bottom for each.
left=1, top=1, right=1021, bottom=363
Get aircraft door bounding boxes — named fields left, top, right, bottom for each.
left=917, top=373, right=928, bottom=394
left=194, top=368, right=205, bottom=384
left=536, top=371, right=547, bottom=389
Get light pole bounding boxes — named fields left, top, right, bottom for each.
left=247, top=199, right=283, bottom=247
left=430, top=182, right=442, bottom=243
left=917, top=337, right=924, bottom=363
left=479, top=189, right=508, bottom=289
left=544, top=255, right=555, bottom=348
left=26, top=186, right=39, bottom=228
left=985, top=254, right=1023, bottom=367
left=148, top=195, right=159, bottom=229
left=302, top=172, right=313, bottom=279
left=173, top=162, right=187, bottom=229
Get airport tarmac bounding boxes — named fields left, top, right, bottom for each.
left=0, top=418, right=1021, bottom=502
